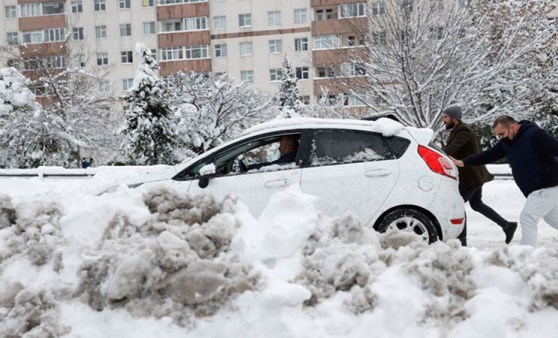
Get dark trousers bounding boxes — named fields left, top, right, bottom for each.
left=457, top=185, right=509, bottom=246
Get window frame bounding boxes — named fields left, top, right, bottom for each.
left=294, top=8, right=307, bottom=24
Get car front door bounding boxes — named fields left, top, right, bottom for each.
left=299, top=129, right=402, bottom=225
left=182, top=132, right=305, bottom=218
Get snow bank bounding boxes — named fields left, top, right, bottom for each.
left=1, top=183, right=558, bottom=337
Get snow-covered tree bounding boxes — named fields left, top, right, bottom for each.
left=33, top=65, right=119, bottom=166
left=328, top=0, right=558, bottom=130
left=0, top=67, right=70, bottom=168
left=120, top=42, right=178, bottom=165
left=167, top=72, right=274, bottom=156
left=276, top=55, right=303, bottom=118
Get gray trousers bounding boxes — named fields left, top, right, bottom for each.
left=520, top=185, right=558, bottom=246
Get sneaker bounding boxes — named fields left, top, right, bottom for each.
left=504, top=222, right=517, bottom=244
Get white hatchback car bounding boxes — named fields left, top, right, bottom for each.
left=130, top=118, right=465, bottom=243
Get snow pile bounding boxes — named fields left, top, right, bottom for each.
left=1, top=179, right=558, bottom=337
left=0, top=195, right=69, bottom=337
left=74, top=188, right=260, bottom=325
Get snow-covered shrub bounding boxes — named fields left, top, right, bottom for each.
left=75, top=188, right=260, bottom=325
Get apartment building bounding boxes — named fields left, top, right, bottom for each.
left=0, top=0, right=369, bottom=109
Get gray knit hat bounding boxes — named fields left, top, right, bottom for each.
left=442, top=105, right=463, bottom=120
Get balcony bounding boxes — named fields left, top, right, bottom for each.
left=157, top=2, right=209, bottom=20
left=158, top=31, right=210, bottom=48
left=159, top=59, right=211, bottom=76
left=312, top=16, right=367, bottom=35
left=19, top=14, right=66, bottom=31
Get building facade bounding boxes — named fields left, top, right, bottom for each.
left=0, top=0, right=369, bottom=109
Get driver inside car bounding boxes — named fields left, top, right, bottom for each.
left=245, top=135, right=299, bottom=171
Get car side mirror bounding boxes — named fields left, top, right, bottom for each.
left=198, top=176, right=210, bottom=188
left=198, top=163, right=216, bottom=188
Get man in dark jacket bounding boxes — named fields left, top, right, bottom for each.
left=442, top=106, right=516, bottom=245
left=452, top=115, right=558, bottom=246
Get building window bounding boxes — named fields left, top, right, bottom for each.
left=300, top=96, right=310, bottom=105
left=241, top=71, right=254, bottom=83
left=95, top=25, right=107, bottom=38
left=142, top=0, right=154, bottom=6
left=144, top=22, right=156, bottom=35
left=371, top=2, right=385, bottom=16
left=295, top=38, right=308, bottom=51
left=120, top=24, right=132, bottom=37
left=5, top=6, right=16, bottom=18
left=73, top=27, right=84, bottom=40
left=98, top=80, right=110, bottom=93
left=270, top=68, right=283, bottom=81
left=22, top=31, right=43, bottom=44
left=343, top=93, right=367, bottom=106
left=43, top=2, right=64, bottom=15
left=44, top=56, right=65, bottom=69
left=71, top=0, right=82, bottom=13
left=268, top=11, right=281, bottom=26
left=119, top=0, right=131, bottom=9
left=74, top=54, right=85, bottom=67
left=161, top=47, right=182, bottom=61
left=97, top=52, right=108, bottom=66
left=159, top=0, right=209, bottom=3
left=339, top=3, right=366, bottom=18
left=269, top=40, right=282, bottom=54
left=121, top=51, right=133, bottom=63
left=316, top=8, right=333, bottom=21
left=20, top=3, right=42, bottom=17
left=372, top=31, right=386, bottom=45
left=317, top=66, right=335, bottom=78
left=296, top=67, right=309, bottom=80
left=162, top=19, right=182, bottom=32
left=123, top=78, right=134, bottom=91
left=239, top=13, right=251, bottom=27
left=184, top=17, right=207, bottom=31
left=342, top=62, right=366, bottom=76
left=94, top=0, right=106, bottom=11
left=294, top=8, right=307, bottom=24
left=151, top=49, right=157, bottom=60
left=240, top=42, right=252, bottom=56
left=314, top=35, right=339, bottom=49
left=7, top=32, right=18, bottom=45
left=44, top=28, right=65, bottom=42
left=214, top=44, right=227, bottom=57
left=184, top=45, right=208, bottom=59
left=214, top=15, right=226, bottom=30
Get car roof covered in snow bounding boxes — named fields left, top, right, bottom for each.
left=243, top=117, right=406, bottom=138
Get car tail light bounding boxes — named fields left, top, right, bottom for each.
left=417, top=145, right=457, bottom=180
left=450, top=217, right=464, bottom=225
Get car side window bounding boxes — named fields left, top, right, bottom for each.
left=175, top=133, right=301, bottom=180
left=309, top=129, right=397, bottom=166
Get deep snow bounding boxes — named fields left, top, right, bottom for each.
left=1, top=166, right=558, bottom=338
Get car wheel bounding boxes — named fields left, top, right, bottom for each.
left=377, top=208, right=438, bottom=243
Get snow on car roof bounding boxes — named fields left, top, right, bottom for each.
left=243, top=117, right=405, bottom=137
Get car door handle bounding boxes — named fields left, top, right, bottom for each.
left=365, top=169, right=391, bottom=177
left=264, top=179, right=290, bottom=188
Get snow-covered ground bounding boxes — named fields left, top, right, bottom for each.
left=1, top=167, right=558, bottom=338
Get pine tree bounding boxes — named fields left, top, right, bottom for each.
left=276, top=55, right=303, bottom=118
left=120, top=42, right=178, bottom=165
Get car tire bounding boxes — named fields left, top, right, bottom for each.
left=377, top=208, right=439, bottom=243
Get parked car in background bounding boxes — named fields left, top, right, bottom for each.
left=116, top=118, right=465, bottom=243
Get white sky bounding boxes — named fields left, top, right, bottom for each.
left=1, top=166, right=558, bottom=337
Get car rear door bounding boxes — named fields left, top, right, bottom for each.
left=299, top=128, right=402, bottom=225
